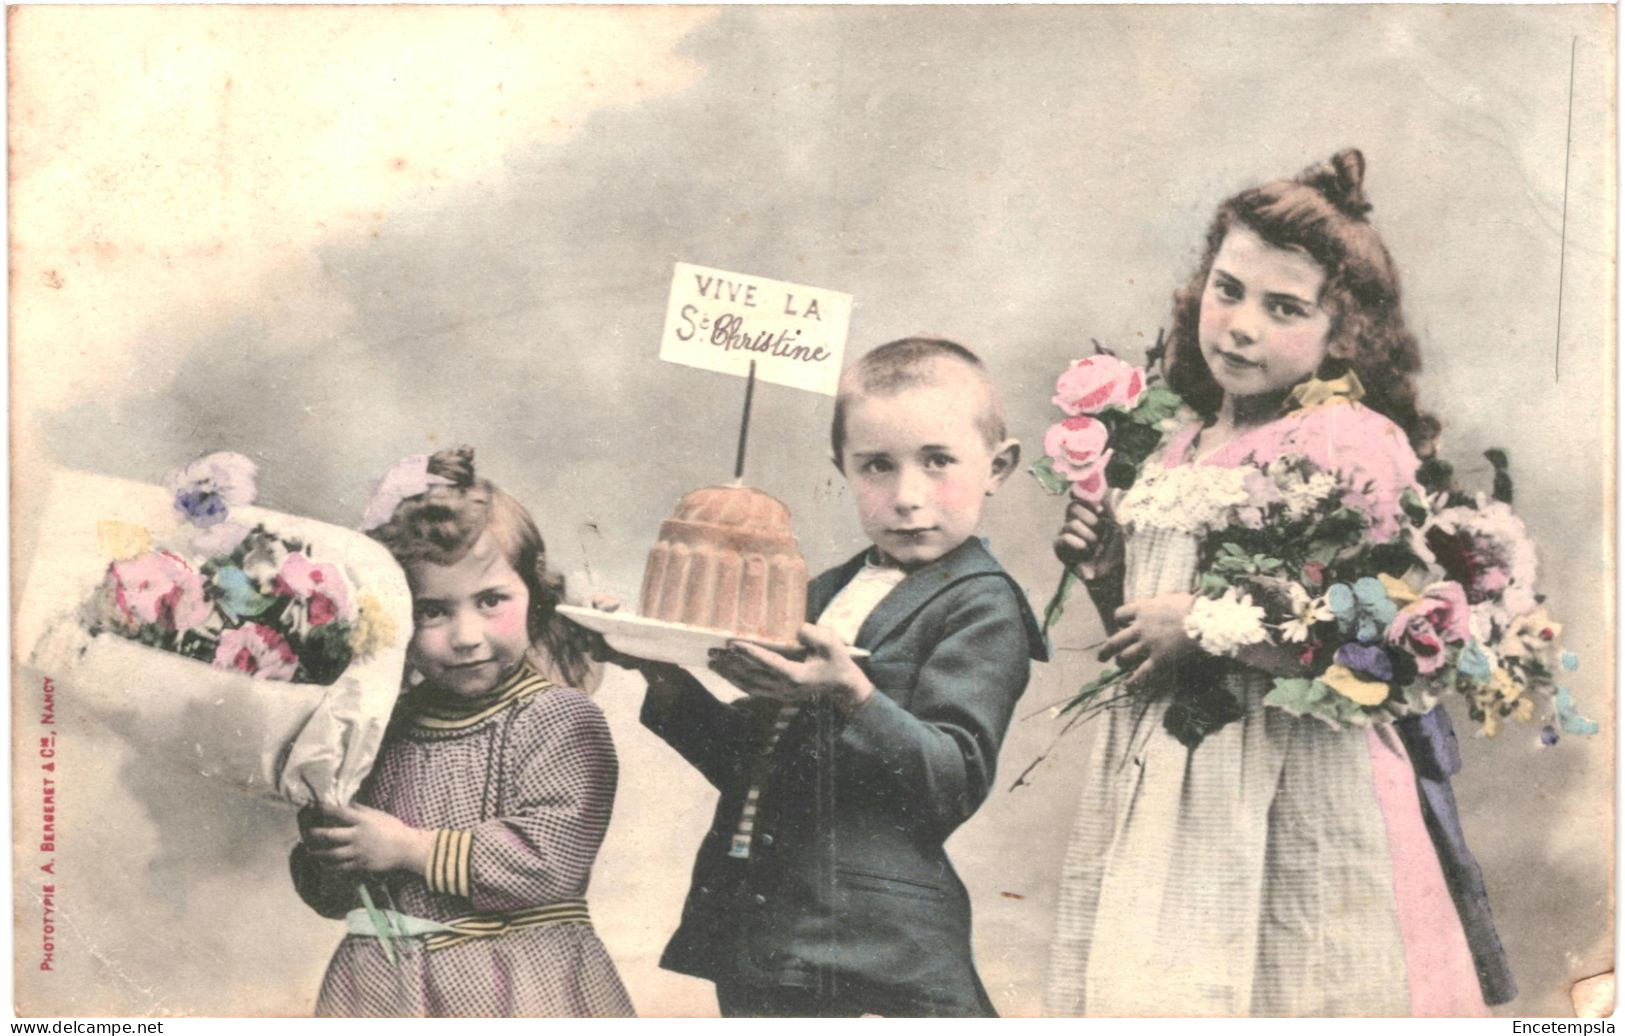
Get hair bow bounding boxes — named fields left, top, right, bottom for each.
left=1284, top=370, right=1366, bottom=413
left=361, top=455, right=455, bottom=531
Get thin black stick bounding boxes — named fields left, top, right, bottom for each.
left=734, top=359, right=757, bottom=480
left=1555, top=36, right=1577, bottom=382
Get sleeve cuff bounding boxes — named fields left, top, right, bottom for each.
left=834, top=687, right=906, bottom=766
left=426, top=828, right=472, bottom=898
left=638, top=668, right=712, bottom=735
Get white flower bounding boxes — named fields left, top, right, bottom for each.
left=165, top=452, right=258, bottom=508
left=361, top=455, right=455, bottom=531
left=191, top=520, right=251, bottom=559
left=1266, top=456, right=1341, bottom=521
left=1184, top=588, right=1270, bottom=656
left=1242, top=467, right=1285, bottom=509
left=1117, top=464, right=1252, bottom=536
left=241, top=533, right=291, bottom=589
left=1467, top=602, right=1496, bottom=645
left=1285, top=471, right=1340, bottom=520
left=1279, top=583, right=1333, bottom=643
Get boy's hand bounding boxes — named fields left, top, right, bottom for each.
left=709, top=624, right=875, bottom=715
left=303, top=802, right=434, bottom=876
left=1055, top=497, right=1123, bottom=581
left=1099, top=592, right=1198, bottom=687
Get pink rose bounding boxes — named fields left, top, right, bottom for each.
left=272, top=553, right=350, bottom=627
left=1069, top=460, right=1110, bottom=504
left=1384, top=581, right=1470, bottom=674
left=1044, top=416, right=1111, bottom=481
left=1053, top=355, right=1145, bottom=416
left=106, top=551, right=212, bottom=632
left=213, top=623, right=298, bottom=680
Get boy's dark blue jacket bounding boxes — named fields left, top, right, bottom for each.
left=641, top=537, right=1046, bottom=1016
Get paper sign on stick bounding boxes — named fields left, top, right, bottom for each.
left=659, top=262, right=853, bottom=396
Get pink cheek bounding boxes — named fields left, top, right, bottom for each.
left=1277, top=327, right=1330, bottom=360
left=855, top=485, right=889, bottom=520
left=411, top=629, right=444, bottom=665
left=935, top=479, right=976, bottom=511
left=488, top=606, right=526, bottom=638
left=1199, top=304, right=1226, bottom=340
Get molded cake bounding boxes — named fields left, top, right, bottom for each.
left=639, top=485, right=808, bottom=643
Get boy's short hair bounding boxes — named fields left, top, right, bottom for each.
left=830, top=338, right=1008, bottom=465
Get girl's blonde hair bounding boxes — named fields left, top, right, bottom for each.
left=366, top=447, right=597, bottom=690
left=1165, top=149, right=1440, bottom=458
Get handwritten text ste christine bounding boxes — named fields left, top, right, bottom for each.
left=660, top=263, right=852, bottom=397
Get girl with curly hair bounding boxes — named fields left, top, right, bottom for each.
left=1043, top=151, right=1511, bottom=1016
left=289, top=448, right=633, bottom=1017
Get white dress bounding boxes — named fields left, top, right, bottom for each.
left=1042, top=406, right=1484, bottom=1017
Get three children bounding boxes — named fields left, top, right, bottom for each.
left=290, top=154, right=1507, bottom=1019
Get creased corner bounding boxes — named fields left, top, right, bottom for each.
left=1570, top=971, right=1614, bottom=1018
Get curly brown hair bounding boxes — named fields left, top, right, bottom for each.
left=365, top=447, right=596, bottom=689
left=1164, top=149, right=1439, bottom=458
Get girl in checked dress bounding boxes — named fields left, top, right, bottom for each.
left=1042, top=152, right=1512, bottom=1017
left=290, top=448, right=633, bottom=1017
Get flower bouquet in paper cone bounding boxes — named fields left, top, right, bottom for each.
left=17, top=455, right=412, bottom=808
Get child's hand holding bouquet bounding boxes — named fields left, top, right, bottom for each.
left=1033, top=340, right=1183, bottom=631
left=1031, top=357, right=1594, bottom=758
left=1054, top=497, right=1123, bottom=583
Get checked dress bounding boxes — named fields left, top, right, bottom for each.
left=290, top=660, right=634, bottom=1017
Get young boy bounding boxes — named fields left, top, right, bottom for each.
left=638, top=338, right=1047, bottom=1017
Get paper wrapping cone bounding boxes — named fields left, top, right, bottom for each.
left=15, top=468, right=412, bottom=808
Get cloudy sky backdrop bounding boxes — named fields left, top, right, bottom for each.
left=10, top=5, right=1613, bottom=1018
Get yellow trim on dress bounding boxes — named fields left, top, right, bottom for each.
left=426, top=828, right=473, bottom=898
left=343, top=901, right=593, bottom=952
left=421, top=901, right=593, bottom=952
left=409, top=660, right=554, bottom=732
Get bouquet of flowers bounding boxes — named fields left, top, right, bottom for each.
left=1030, top=336, right=1184, bottom=631
left=86, top=523, right=381, bottom=686
left=1058, top=439, right=1593, bottom=749
left=18, top=455, right=412, bottom=807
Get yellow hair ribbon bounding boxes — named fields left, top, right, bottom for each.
left=1284, top=370, right=1366, bottom=412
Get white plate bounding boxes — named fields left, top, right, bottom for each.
left=557, top=605, right=868, bottom=669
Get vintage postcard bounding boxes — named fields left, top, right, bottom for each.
left=9, top=4, right=1614, bottom=1021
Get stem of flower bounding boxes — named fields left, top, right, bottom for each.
left=1043, top=569, right=1078, bottom=636
left=357, top=882, right=400, bottom=966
